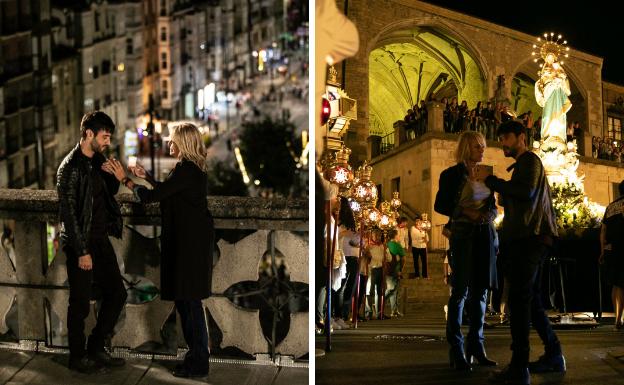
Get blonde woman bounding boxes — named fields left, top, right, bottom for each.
left=108, top=122, right=213, bottom=378
left=434, top=131, right=499, bottom=371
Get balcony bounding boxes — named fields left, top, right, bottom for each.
left=43, top=124, right=55, bottom=143
left=20, top=92, right=34, bottom=109
left=24, top=169, right=38, bottom=186
left=22, top=128, right=36, bottom=146
left=8, top=177, right=24, bottom=189
left=0, top=191, right=309, bottom=362
left=2, top=58, right=34, bottom=81
left=7, top=136, right=20, bottom=155
left=1, top=15, right=18, bottom=35
left=4, top=97, right=19, bottom=115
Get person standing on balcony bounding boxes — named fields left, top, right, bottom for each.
left=485, top=120, right=564, bottom=385
left=57, top=111, right=127, bottom=374
left=434, top=130, right=499, bottom=372
left=108, top=123, right=213, bottom=378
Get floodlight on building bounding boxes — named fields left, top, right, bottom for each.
left=117, top=63, right=125, bottom=72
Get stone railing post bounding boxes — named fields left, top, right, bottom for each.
left=579, top=129, right=592, bottom=157
left=427, top=101, right=444, bottom=133
left=368, top=134, right=382, bottom=159
left=13, top=221, right=47, bottom=340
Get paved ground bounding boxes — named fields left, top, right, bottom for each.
left=316, top=303, right=624, bottom=385
left=0, top=349, right=308, bottom=385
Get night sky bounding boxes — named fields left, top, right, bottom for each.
left=421, top=0, right=624, bottom=85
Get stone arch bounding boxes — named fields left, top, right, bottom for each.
left=366, top=17, right=492, bottom=136
left=367, top=17, right=492, bottom=92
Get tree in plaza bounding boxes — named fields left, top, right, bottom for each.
left=239, top=116, right=304, bottom=197
left=206, top=159, right=249, bottom=197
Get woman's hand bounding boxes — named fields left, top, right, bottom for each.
left=106, top=158, right=127, bottom=182
left=129, top=164, right=147, bottom=179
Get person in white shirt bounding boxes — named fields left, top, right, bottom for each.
left=410, top=218, right=430, bottom=278
left=396, top=217, right=409, bottom=251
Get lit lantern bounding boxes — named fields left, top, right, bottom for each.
left=363, top=207, right=381, bottom=228
left=390, top=191, right=402, bottom=212
left=323, top=145, right=354, bottom=194
left=349, top=198, right=362, bottom=216
left=420, top=213, right=432, bottom=231
left=350, top=162, right=378, bottom=209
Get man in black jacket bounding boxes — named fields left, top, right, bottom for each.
left=57, top=111, right=127, bottom=373
left=485, top=120, right=564, bottom=385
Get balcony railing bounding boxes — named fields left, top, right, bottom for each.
left=0, top=191, right=309, bottom=362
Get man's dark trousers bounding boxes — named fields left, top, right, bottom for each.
left=65, top=237, right=127, bottom=359
left=504, top=238, right=561, bottom=367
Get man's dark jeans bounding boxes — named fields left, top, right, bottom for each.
left=65, top=238, right=127, bottom=359
left=504, top=238, right=561, bottom=367
left=175, top=299, right=209, bottom=372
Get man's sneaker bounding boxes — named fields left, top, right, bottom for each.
left=68, top=356, right=107, bottom=374
left=89, top=350, right=126, bottom=367
left=489, top=365, right=530, bottom=385
left=528, top=354, right=566, bottom=373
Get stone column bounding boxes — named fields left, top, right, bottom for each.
left=368, top=135, right=382, bottom=159
left=393, top=120, right=406, bottom=147
left=427, top=101, right=444, bottom=133
left=14, top=221, right=47, bottom=340
left=579, top=129, right=592, bottom=157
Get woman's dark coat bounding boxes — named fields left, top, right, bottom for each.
left=434, top=162, right=498, bottom=289
left=137, top=160, right=213, bottom=300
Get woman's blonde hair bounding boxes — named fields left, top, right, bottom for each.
left=455, top=131, right=486, bottom=163
left=170, top=122, right=208, bottom=172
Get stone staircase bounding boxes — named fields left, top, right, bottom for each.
left=398, top=250, right=450, bottom=314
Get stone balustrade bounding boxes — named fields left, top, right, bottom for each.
left=0, top=189, right=309, bottom=360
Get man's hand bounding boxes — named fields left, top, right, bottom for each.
left=78, top=254, right=93, bottom=270
left=101, top=162, right=114, bottom=175
left=598, top=252, right=605, bottom=265
left=107, top=158, right=127, bottom=182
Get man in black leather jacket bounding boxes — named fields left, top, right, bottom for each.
left=57, top=111, right=127, bottom=373
left=485, top=120, right=564, bottom=385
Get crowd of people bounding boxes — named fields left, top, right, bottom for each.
left=315, top=203, right=432, bottom=332
left=592, top=136, right=624, bottom=162
left=402, top=97, right=548, bottom=144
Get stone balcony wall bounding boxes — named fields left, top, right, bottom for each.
left=0, top=189, right=309, bottom=360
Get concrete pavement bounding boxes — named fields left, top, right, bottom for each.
left=316, top=303, right=624, bottom=385
left=0, top=349, right=308, bottom=385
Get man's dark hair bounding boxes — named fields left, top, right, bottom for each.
left=496, top=119, right=526, bottom=137
left=398, top=216, right=407, bottom=224
left=81, top=111, right=115, bottom=139
left=619, top=180, right=624, bottom=196
left=388, top=229, right=398, bottom=240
